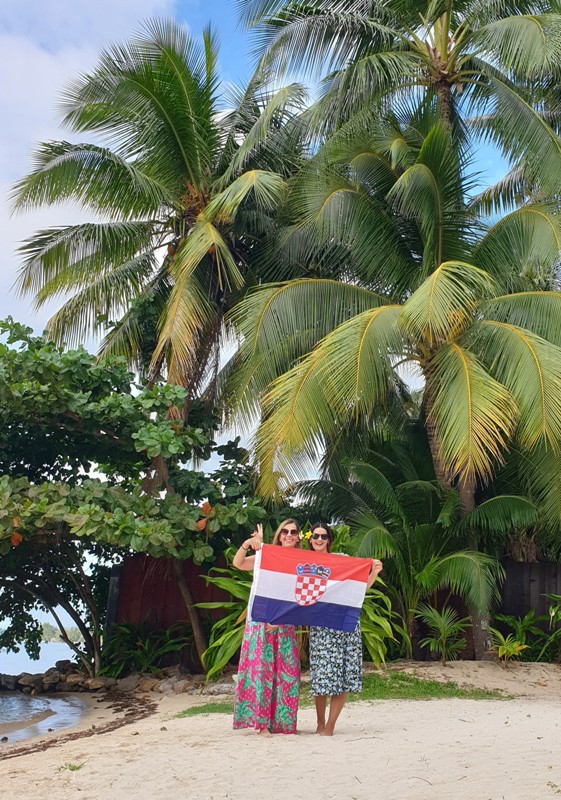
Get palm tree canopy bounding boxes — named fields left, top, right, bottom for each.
left=239, top=0, right=561, bottom=194
left=12, top=19, right=307, bottom=389
left=226, top=108, right=561, bottom=500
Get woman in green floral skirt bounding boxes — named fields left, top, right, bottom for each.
left=232, top=520, right=302, bottom=737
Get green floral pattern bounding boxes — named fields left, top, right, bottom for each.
left=233, top=621, right=300, bottom=733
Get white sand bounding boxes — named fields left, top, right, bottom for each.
left=1, top=662, right=561, bottom=800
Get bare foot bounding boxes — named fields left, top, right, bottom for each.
left=315, top=724, right=326, bottom=735
left=319, top=727, right=335, bottom=736
left=258, top=728, right=272, bottom=738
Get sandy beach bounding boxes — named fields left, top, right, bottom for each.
left=1, top=662, right=561, bottom=800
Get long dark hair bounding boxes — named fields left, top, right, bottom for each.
left=307, top=522, right=334, bottom=553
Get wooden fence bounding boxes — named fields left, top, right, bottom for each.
left=500, top=559, right=561, bottom=623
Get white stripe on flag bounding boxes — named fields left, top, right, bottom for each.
left=255, top=568, right=366, bottom=608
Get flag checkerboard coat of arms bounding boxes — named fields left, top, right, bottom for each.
left=294, top=563, right=332, bottom=606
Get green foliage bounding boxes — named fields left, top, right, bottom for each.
left=11, top=21, right=307, bottom=391
left=356, top=672, right=505, bottom=702
left=196, top=553, right=253, bottom=681
left=489, top=627, right=529, bottom=666
left=0, top=320, right=269, bottom=674
left=416, top=604, right=471, bottom=665
left=494, top=610, right=548, bottom=661
left=300, top=449, right=514, bottom=658
left=42, top=622, right=83, bottom=644
left=100, top=622, right=192, bottom=678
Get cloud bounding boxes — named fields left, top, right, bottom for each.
left=0, top=0, right=177, bottom=51
left=0, top=0, right=179, bottom=336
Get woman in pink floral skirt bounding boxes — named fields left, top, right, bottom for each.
left=232, top=520, right=301, bottom=737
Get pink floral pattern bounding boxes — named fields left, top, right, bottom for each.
left=233, top=620, right=300, bottom=734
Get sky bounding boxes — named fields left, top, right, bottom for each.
left=0, top=0, right=253, bottom=335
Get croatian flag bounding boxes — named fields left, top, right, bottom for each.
left=249, top=545, right=372, bottom=632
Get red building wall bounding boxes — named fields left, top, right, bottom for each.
left=113, top=555, right=230, bottom=629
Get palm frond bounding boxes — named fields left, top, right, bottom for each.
left=460, top=495, right=539, bottom=535
left=15, top=221, right=154, bottom=298
left=428, top=343, right=517, bottom=482
left=44, top=254, right=155, bottom=347
left=435, top=551, right=504, bottom=612
left=471, top=320, right=561, bottom=450
left=253, top=304, right=403, bottom=497
left=473, top=203, right=561, bottom=288
left=400, top=260, right=495, bottom=343
left=11, top=142, right=171, bottom=217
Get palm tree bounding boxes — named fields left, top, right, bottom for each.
left=227, top=107, right=561, bottom=535
left=12, top=19, right=307, bottom=393
left=300, top=457, right=538, bottom=657
left=239, top=0, right=561, bottom=195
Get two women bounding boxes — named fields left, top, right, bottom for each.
left=232, top=519, right=383, bottom=736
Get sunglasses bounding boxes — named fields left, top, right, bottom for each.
left=311, top=533, right=330, bottom=541
left=280, top=528, right=299, bottom=536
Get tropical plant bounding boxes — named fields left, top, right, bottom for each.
left=240, top=0, right=561, bottom=198
left=489, top=627, right=529, bottom=666
left=100, top=622, right=192, bottom=678
left=493, top=610, right=548, bottom=661
left=416, top=603, right=471, bottom=664
left=535, top=593, right=561, bottom=661
left=227, top=106, right=561, bottom=534
left=0, top=320, right=269, bottom=673
left=11, top=19, right=306, bottom=390
left=196, top=555, right=254, bottom=681
left=298, top=455, right=538, bottom=657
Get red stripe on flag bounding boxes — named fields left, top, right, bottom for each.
left=259, top=544, right=372, bottom=582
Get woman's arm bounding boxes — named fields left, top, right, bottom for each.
left=366, top=559, right=383, bottom=589
left=232, top=525, right=263, bottom=571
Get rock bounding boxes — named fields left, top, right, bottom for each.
left=161, top=665, right=182, bottom=679
left=64, top=673, right=86, bottom=686
left=173, top=678, right=194, bottom=693
left=84, top=676, right=116, bottom=690
left=0, top=674, right=17, bottom=691
left=155, top=678, right=178, bottom=694
left=203, top=682, right=235, bottom=696
left=56, top=682, right=79, bottom=692
left=137, top=677, right=160, bottom=692
left=42, top=670, right=61, bottom=686
left=17, top=673, right=44, bottom=689
left=55, top=660, right=74, bottom=674
left=116, top=673, right=141, bottom=692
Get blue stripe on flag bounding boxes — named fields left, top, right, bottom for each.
left=251, top=595, right=361, bottom=632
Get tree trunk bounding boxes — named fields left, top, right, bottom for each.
left=172, top=559, right=208, bottom=670
left=459, top=475, right=493, bottom=660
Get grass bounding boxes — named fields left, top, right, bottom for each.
left=176, top=701, right=234, bottom=718
left=176, top=670, right=505, bottom=717
left=356, top=671, right=505, bottom=701
left=57, top=762, right=86, bottom=772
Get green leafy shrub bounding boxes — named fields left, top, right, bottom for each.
left=415, top=604, right=471, bottom=664
left=489, top=627, right=528, bottom=666
left=100, top=622, right=192, bottom=677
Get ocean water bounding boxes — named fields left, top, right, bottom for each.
left=0, top=642, right=76, bottom=675
left=0, top=643, right=86, bottom=744
left=0, top=694, right=86, bottom=745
